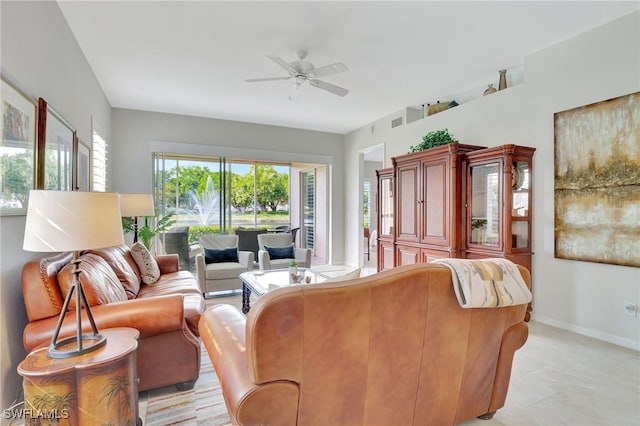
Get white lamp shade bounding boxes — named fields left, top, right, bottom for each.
left=23, top=190, right=125, bottom=252
left=119, top=193, right=155, bottom=217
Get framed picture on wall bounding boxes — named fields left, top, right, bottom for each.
left=74, top=136, right=91, bottom=192
left=1, top=75, right=37, bottom=215
left=554, top=91, right=640, bottom=267
left=37, top=98, right=76, bottom=191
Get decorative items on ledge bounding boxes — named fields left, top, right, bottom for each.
left=399, top=67, right=521, bottom=129
left=484, top=69, right=508, bottom=96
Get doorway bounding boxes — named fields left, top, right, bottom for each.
left=359, top=144, right=384, bottom=272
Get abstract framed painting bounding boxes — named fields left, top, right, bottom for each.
left=0, top=75, right=37, bottom=215
left=554, top=91, right=640, bottom=267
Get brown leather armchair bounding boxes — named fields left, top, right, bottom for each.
left=199, top=263, right=530, bottom=425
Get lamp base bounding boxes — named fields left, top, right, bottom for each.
left=48, top=333, right=107, bottom=359
left=47, top=251, right=108, bottom=359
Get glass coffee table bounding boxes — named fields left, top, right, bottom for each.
left=239, top=269, right=327, bottom=313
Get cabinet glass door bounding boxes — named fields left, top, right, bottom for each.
left=469, top=162, right=500, bottom=246
left=511, top=161, right=530, bottom=248
left=380, top=177, right=394, bottom=236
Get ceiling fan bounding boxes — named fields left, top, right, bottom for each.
left=246, top=50, right=349, bottom=100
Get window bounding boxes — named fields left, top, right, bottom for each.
left=91, top=120, right=107, bottom=192
left=152, top=153, right=292, bottom=240
left=302, top=169, right=315, bottom=249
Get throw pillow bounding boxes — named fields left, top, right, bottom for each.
left=204, top=247, right=239, bottom=264
left=265, top=245, right=294, bottom=260
left=130, top=242, right=161, bottom=285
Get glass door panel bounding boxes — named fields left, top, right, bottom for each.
left=469, top=162, right=500, bottom=246
left=380, top=177, right=393, bottom=236
left=511, top=221, right=529, bottom=248
left=512, top=161, right=530, bottom=217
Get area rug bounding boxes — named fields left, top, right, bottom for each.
left=145, top=346, right=231, bottom=426
left=145, top=296, right=243, bottom=425
left=144, top=343, right=231, bottom=426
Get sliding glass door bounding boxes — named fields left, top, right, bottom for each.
left=301, top=169, right=315, bottom=251
left=152, top=153, right=291, bottom=237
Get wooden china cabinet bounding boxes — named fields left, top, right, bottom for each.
left=376, top=168, right=395, bottom=271
left=463, top=144, right=536, bottom=272
left=391, top=143, right=485, bottom=266
left=376, top=143, right=535, bottom=271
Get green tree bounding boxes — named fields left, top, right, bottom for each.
left=164, top=166, right=216, bottom=208
left=254, top=165, right=288, bottom=212
left=231, top=172, right=253, bottom=213
left=0, top=151, right=33, bottom=208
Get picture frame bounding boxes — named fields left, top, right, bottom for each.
left=74, top=136, right=91, bottom=192
left=1, top=75, right=37, bottom=215
left=37, top=98, right=76, bottom=191
left=554, top=91, right=640, bottom=267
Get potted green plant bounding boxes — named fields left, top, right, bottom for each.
left=122, top=211, right=176, bottom=250
left=409, top=128, right=458, bottom=153
left=288, top=259, right=299, bottom=282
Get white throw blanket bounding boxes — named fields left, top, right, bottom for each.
left=433, top=258, right=532, bottom=308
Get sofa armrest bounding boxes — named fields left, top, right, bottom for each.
left=257, top=250, right=271, bottom=270
left=23, top=294, right=187, bottom=352
left=156, top=254, right=179, bottom=274
left=294, top=248, right=311, bottom=268
left=199, top=305, right=299, bottom=425
left=195, top=254, right=206, bottom=292
left=238, top=251, right=255, bottom=269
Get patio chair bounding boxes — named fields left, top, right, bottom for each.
left=257, top=232, right=311, bottom=270
left=163, top=226, right=190, bottom=270
left=195, top=234, right=254, bottom=296
left=235, top=227, right=267, bottom=259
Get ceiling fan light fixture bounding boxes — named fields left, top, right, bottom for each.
left=248, top=52, right=350, bottom=100
left=289, top=76, right=306, bottom=101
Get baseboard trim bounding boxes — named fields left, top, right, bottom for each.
left=532, top=314, right=640, bottom=352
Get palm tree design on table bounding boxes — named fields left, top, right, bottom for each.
left=100, top=375, right=136, bottom=426
left=29, top=391, right=75, bottom=425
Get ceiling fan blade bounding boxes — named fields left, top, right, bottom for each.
left=245, top=76, right=291, bottom=83
left=308, top=62, right=349, bottom=78
left=309, top=79, right=349, bottom=97
left=268, top=55, right=298, bottom=76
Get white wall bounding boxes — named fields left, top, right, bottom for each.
left=344, top=11, right=640, bottom=349
left=110, top=108, right=345, bottom=263
left=0, top=1, right=112, bottom=408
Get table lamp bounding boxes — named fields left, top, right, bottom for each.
left=119, top=193, right=155, bottom=243
left=23, top=190, right=124, bottom=358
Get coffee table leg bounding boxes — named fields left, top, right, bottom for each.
left=242, top=282, right=251, bottom=314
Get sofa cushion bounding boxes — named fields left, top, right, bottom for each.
left=58, top=253, right=128, bottom=309
left=131, top=242, right=161, bottom=284
left=136, top=270, right=205, bottom=336
left=87, top=245, right=142, bottom=299
left=265, top=245, right=294, bottom=260
left=138, top=271, right=203, bottom=298
left=204, top=262, right=246, bottom=280
left=204, top=247, right=238, bottom=264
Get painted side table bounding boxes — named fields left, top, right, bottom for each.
left=17, top=327, right=140, bottom=426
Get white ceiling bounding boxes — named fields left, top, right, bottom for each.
left=57, top=1, right=639, bottom=135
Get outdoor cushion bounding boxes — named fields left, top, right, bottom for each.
left=205, top=247, right=239, bottom=264
left=265, top=245, right=294, bottom=260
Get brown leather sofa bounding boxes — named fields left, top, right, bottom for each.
left=22, top=245, right=205, bottom=391
left=199, top=263, right=530, bottom=425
